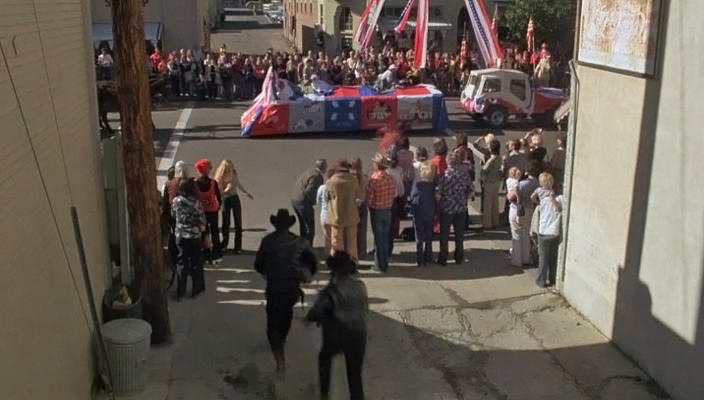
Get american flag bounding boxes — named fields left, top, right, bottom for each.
left=394, top=0, right=416, bottom=33
left=463, top=0, right=503, bottom=67
left=490, top=4, right=498, bottom=34
left=413, top=0, right=429, bottom=69
left=527, top=16, right=535, bottom=52
left=353, top=0, right=376, bottom=46
left=362, top=0, right=387, bottom=48
left=460, top=39, right=467, bottom=69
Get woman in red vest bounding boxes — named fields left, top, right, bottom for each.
left=195, top=159, right=223, bottom=264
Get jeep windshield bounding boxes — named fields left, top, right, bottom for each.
left=463, top=74, right=480, bottom=98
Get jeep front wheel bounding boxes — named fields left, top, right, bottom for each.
left=486, top=107, right=508, bottom=129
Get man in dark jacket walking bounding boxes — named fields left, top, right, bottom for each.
left=255, top=209, right=318, bottom=377
left=291, top=159, right=327, bottom=244
left=305, top=251, right=368, bottom=400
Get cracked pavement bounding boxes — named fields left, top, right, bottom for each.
left=125, top=248, right=668, bottom=400
left=108, top=101, right=670, bottom=399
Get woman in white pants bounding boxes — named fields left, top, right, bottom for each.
left=508, top=161, right=541, bottom=266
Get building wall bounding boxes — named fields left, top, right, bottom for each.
left=92, top=0, right=208, bottom=51
left=283, top=0, right=319, bottom=52
left=319, top=0, right=474, bottom=54
left=0, top=1, right=112, bottom=399
left=562, top=2, right=703, bottom=400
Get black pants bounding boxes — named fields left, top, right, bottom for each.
left=204, top=211, right=222, bottom=261
left=221, top=195, right=242, bottom=251
left=176, top=237, right=205, bottom=297
left=319, top=334, right=366, bottom=400
left=438, top=211, right=467, bottom=264
left=207, top=81, right=218, bottom=99
left=291, top=200, right=315, bottom=244
left=265, top=284, right=301, bottom=358
left=169, top=75, right=180, bottom=97
left=536, top=235, right=559, bottom=286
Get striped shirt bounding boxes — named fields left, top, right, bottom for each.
left=366, top=170, right=396, bottom=210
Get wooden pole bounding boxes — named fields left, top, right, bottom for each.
left=110, top=0, right=172, bottom=344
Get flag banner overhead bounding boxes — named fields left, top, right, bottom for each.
left=394, top=0, right=416, bottom=33
left=241, top=74, right=448, bottom=137
left=353, top=0, right=375, bottom=46
left=413, top=0, right=429, bottom=69
left=463, top=0, right=503, bottom=67
left=360, top=0, right=386, bottom=49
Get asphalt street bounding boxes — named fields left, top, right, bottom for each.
left=211, top=11, right=291, bottom=54
left=100, top=19, right=663, bottom=400
left=100, top=60, right=667, bottom=400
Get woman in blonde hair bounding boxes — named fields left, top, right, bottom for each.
left=213, top=159, right=253, bottom=254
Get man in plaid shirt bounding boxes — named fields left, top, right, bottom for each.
left=366, top=153, right=396, bottom=272
left=436, top=151, right=473, bottom=266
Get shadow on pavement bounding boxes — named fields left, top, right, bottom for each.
left=162, top=255, right=671, bottom=400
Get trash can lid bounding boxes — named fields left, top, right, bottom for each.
left=102, top=318, right=152, bottom=345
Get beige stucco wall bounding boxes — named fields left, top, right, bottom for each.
left=92, top=0, right=209, bottom=51
left=0, top=1, right=112, bottom=399
left=562, top=1, right=703, bottom=399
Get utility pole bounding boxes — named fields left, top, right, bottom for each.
left=110, top=0, right=172, bottom=344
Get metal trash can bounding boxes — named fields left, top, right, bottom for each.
left=102, top=318, right=152, bottom=396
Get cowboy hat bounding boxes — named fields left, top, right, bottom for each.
left=372, top=152, right=390, bottom=168
left=326, top=251, right=358, bottom=275
left=270, top=208, right=296, bottom=229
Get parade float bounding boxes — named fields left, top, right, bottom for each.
left=240, top=72, right=449, bottom=137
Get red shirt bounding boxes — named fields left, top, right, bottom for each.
left=431, top=155, right=447, bottom=176
left=366, top=170, right=396, bottom=210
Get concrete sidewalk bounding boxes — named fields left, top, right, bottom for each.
left=107, top=235, right=669, bottom=400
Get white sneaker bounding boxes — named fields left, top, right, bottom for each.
left=213, top=258, right=223, bottom=264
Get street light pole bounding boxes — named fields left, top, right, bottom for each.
left=109, top=0, right=172, bottom=344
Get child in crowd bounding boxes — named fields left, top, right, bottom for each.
left=506, top=166, right=524, bottom=228
left=531, top=172, right=556, bottom=205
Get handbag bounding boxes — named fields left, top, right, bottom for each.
left=203, top=233, right=213, bottom=249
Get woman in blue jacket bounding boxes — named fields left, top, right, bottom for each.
left=409, top=162, right=437, bottom=266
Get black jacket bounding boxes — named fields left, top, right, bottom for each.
left=254, top=230, right=318, bottom=288
left=306, top=274, right=368, bottom=339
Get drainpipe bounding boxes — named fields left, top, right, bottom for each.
left=555, top=0, right=583, bottom=292
left=555, top=59, right=579, bottom=292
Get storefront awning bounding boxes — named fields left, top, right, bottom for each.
left=407, top=17, right=452, bottom=31
left=92, top=22, right=163, bottom=45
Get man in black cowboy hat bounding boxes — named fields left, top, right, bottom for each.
left=305, top=251, right=368, bottom=400
left=254, top=208, right=318, bottom=377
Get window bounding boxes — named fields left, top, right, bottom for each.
left=510, top=79, right=527, bottom=101
left=482, top=78, right=501, bottom=93
left=319, top=3, right=324, bottom=25
left=388, top=6, right=440, bottom=18
left=341, top=36, right=353, bottom=50
left=339, top=7, right=353, bottom=32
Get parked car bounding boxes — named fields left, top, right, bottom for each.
left=460, top=68, right=566, bottom=129
left=245, top=1, right=263, bottom=14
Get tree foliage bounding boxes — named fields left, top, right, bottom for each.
left=502, top=0, right=578, bottom=54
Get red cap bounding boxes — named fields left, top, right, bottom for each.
left=194, top=159, right=211, bottom=175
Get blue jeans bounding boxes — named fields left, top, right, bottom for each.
left=413, top=217, right=433, bottom=265
left=370, top=208, right=392, bottom=271
left=176, top=237, right=205, bottom=298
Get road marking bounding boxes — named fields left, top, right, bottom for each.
left=156, top=102, right=194, bottom=189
